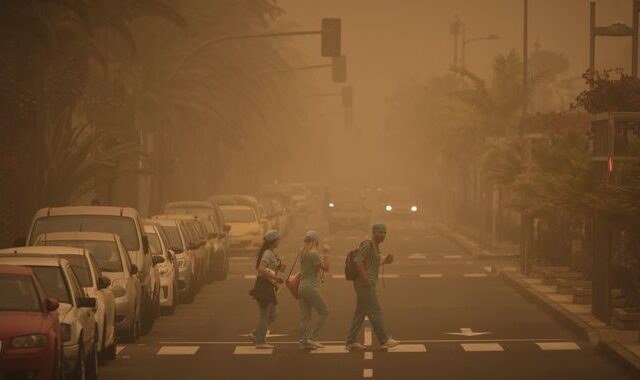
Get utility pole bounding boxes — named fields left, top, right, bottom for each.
left=633, top=0, right=639, bottom=77
left=522, top=0, right=529, bottom=122
left=450, top=15, right=462, bottom=68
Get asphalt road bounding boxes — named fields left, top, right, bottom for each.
left=99, top=211, right=637, bottom=380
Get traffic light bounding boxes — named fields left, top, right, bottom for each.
left=332, top=55, right=347, bottom=83
left=321, top=18, right=341, bottom=57
left=341, top=86, right=353, bottom=108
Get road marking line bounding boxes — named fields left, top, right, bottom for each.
left=420, top=274, right=443, bottom=278
left=233, top=346, right=273, bottom=355
left=160, top=340, right=346, bottom=345
left=409, top=253, right=426, bottom=259
left=332, top=274, right=346, bottom=279
left=364, top=352, right=373, bottom=360
left=387, top=344, right=426, bottom=353
left=463, top=274, right=488, bottom=278
left=364, top=327, right=372, bottom=346
left=116, top=345, right=125, bottom=355
left=381, top=274, right=399, bottom=278
left=230, top=257, right=250, bottom=260
left=365, top=316, right=369, bottom=321
left=121, top=355, right=131, bottom=359
left=310, top=345, right=348, bottom=354
left=461, top=343, right=503, bottom=352
left=444, top=255, right=463, bottom=259
left=483, top=266, right=493, bottom=272
left=244, top=275, right=257, bottom=279
left=363, top=369, right=373, bottom=378
left=157, top=346, right=200, bottom=355
left=536, top=342, right=580, bottom=351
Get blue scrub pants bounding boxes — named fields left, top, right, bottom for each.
left=345, top=283, right=389, bottom=344
left=298, top=286, right=329, bottom=343
left=252, top=301, right=277, bottom=344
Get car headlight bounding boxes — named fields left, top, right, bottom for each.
left=12, top=334, right=46, bottom=348
left=411, top=206, right=418, bottom=212
left=385, top=205, right=393, bottom=211
left=61, top=324, right=72, bottom=342
left=328, top=203, right=335, bottom=208
left=110, top=278, right=129, bottom=298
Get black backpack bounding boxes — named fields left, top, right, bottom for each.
left=344, top=240, right=371, bottom=281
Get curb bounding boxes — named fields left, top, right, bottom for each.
left=499, top=271, right=600, bottom=344
left=599, top=341, right=640, bottom=376
left=432, top=223, right=519, bottom=259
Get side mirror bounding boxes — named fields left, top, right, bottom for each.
left=152, top=255, right=165, bottom=265
left=98, top=276, right=111, bottom=290
left=142, top=235, right=150, bottom=255
left=129, top=264, right=139, bottom=275
left=224, top=225, right=231, bottom=232
left=13, top=237, right=26, bottom=247
left=77, top=297, right=96, bottom=308
left=44, top=298, right=59, bottom=312
left=172, top=247, right=184, bottom=254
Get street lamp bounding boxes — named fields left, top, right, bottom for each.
left=589, top=1, right=634, bottom=86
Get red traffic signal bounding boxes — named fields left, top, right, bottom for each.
left=321, top=18, right=341, bottom=57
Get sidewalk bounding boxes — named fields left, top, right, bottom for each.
left=431, top=222, right=520, bottom=259
left=436, top=222, right=640, bottom=375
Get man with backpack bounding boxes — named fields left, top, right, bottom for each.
left=345, top=223, right=400, bottom=350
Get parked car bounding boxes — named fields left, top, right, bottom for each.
left=7, top=244, right=117, bottom=363
left=0, top=255, right=98, bottom=380
left=0, top=264, right=64, bottom=380
left=155, top=215, right=206, bottom=288
left=31, top=231, right=142, bottom=343
left=219, top=205, right=263, bottom=254
left=143, top=222, right=178, bottom=314
left=163, top=201, right=230, bottom=280
left=25, top=206, right=160, bottom=335
left=258, top=197, right=283, bottom=233
left=151, top=217, right=197, bottom=303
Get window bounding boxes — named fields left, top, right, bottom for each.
left=146, top=232, right=163, bottom=255
left=38, top=240, right=123, bottom=273
left=31, top=215, right=140, bottom=251
left=220, top=208, right=257, bottom=223
left=29, top=266, right=71, bottom=304
left=0, top=274, right=42, bottom=312
left=65, top=267, right=85, bottom=301
left=57, top=255, right=93, bottom=287
left=160, top=225, right=185, bottom=252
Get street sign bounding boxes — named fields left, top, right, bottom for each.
left=321, top=18, right=341, bottom=57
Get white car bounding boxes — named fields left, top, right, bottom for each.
left=151, top=217, right=197, bottom=303
left=26, top=206, right=161, bottom=335
left=33, top=232, right=142, bottom=343
left=0, top=255, right=99, bottom=380
left=6, top=245, right=117, bottom=363
left=143, top=222, right=178, bottom=314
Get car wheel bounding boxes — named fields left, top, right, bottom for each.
left=165, top=281, right=178, bottom=315
left=69, top=339, right=85, bottom=380
left=85, top=330, right=98, bottom=380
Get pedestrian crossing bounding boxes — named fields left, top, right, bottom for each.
left=117, top=340, right=584, bottom=357
left=239, top=273, right=497, bottom=280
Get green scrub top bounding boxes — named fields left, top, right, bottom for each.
left=353, top=241, right=380, bottom=284
left=261, top=249, right=280, bottom=272
left=299, top=250, right=323, bottom=288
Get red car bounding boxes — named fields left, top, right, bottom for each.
left=0, top=264, right=64, bottom=380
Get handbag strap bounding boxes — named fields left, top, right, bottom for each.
left=286, top=248, right=302, bottom=280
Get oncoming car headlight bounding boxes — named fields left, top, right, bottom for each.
left=12, top=334, right=46, bottom=348
left=411, top=206, right=418, bottom=212
left=328, top=203, right=335, bottom=208
left=385, top=205, right=393, bottom=211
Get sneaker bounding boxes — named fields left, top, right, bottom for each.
left=380, top=338, right=400, bottom=349
left=255, top=343, right=274, bottom=349
left=345, top=342, right=367, bottom=351
left=306, top=339, right=324, bottom=349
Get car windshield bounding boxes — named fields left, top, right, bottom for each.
left=41, top=241, right=123, bottom=273
left=160, top=225, right=184, bottom=251
left=0, top=274, right=41, bottom=312
left=145, top=232, right=163, bottom=255
left=221, top=208, right=256, bottom=223
left=57, top=255, right=93, bottom=287
left=31, top=215, right=140, bottom=251
left=29, top=266, right=71, bottom=304
left=165, top=207, right=214, bottom=215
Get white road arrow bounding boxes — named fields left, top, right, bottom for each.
left=446, top=328, right=492, bottom=337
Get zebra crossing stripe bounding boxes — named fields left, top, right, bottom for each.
left=463, top=274, right=487, bottom=278
left=233, top=346, right=272, bottom=355
left=420, top=274, right=443, bottom=278
left=461, top=343, right=503, bottom=352
left=157, top=346, right=199, bottom=355
left=536, top=342, right=580, bottom=351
